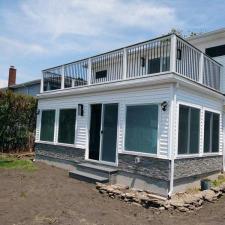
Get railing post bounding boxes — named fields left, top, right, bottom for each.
left=61, top=65, right=65, bottom=89
left=199, top=53, right=204, bottom=84
left=87, top=58, right=92, bottom=85
left=40, top=72, right=44, bottom=93
left=170, top=34, right=177, bottom=73
left=123, top=48, right=127, bottom=80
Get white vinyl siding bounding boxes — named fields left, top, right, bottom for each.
left=36, top=85, right=171, bottom=159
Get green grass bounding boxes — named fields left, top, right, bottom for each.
left=0, top=154, right=36, bottom=172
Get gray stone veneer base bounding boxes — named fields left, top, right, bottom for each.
left=174, top=155, right=223, bottom=180
left=118, top=153, right=170, bottom=181
left=35, top=143, right=85, bottom=166
left=35, top=143, right=223, bottom=195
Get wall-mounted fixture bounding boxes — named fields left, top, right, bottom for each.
left=177, top=48, right=182, bottom=60
left=161, top=101, right=168, bottom=111
left=140, top=57, right=146, bottom=67
left=78, top=104, right=84, bottom=116
left=135, top=156, right=141, bottom=164
left=36, top=109, right=40, bottom=115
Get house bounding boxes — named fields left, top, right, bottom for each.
left=1, top=66, right=41, bottom=96
left=35, top=29, right=225, bottom=197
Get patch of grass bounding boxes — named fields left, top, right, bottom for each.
left=0, top=154, right=36, bottom=172
left=212, top=175, right=225, bottom=187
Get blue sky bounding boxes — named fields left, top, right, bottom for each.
left=0, top=0, right=225, bottom=87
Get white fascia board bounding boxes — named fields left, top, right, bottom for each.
left=37, top=72, right=225, bottom=102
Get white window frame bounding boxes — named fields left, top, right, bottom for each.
left=37, top=107, right=78, bottom=148
left=39, top=109, right=57, bottom=143
left=176, top=101, right=201, bottom=158
left=56, top=108, right=77, bottom=146
left=202, top=107, right=221, bottom=156
left=122, top=103, right=161, bottom=157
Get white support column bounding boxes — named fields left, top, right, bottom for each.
left=168, top=83, right=177, bottom=197
left=123, top=48, right=127, bottom=80
left=199, top=53, right=204, bottom=84
left=61, top=65, right=65, bottom=89
left=54, top=109, right=59, bottom=144
left=170, top=34, right=177, bottom=73
left=40, top=72, right=44, bottom=93
left=87, top=58, right=92, bottom=85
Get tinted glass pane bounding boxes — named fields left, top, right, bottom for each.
left=178, top=105, right=189, bottom=154
left=148, top=58, right=160, bottom=74
left=89, top=104, right=102, bottom=160
left=206, top=45, right=225, bottom=57
left=204, top=111, right=211, bottom=153
left=40, top=110, right=55, bottom=141
left=125, top=105, right=158, bottom=154
left=212, top=113, right=219, bottom=152
left=101, top=104, right=118, bottom=163
left=58, top=109, right=76, bottom=144
left=162, top=57, right=170, bottom=72
left=189, top=108, right=200, bottom=154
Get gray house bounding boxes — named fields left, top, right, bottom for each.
left=35, top=29, right=225, bottom=197
left=1, top=66, right=41, bottom=97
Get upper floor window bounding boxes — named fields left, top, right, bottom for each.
left=178, top=105, right=200, bottom=155
left=204, top=111, right=220, bottom=153
left=148, top=57, right=170, bottom=74
left=40, top=110, right=55, bottom=142
left=205, top=45, right=225, bottom=57
left=96, top=70, right=107, bottom=79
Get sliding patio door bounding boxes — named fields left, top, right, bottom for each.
left=88, top=103, right=118, bottom=164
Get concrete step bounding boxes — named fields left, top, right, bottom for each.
left=76, top=162, right=118, bottom=177
left=69, top=169, right=109, bottom=183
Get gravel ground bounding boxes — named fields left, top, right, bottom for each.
left=1, top=162, right=225, bottom=225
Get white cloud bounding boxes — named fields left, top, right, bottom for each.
left=0, top=37, right=46, bottom=59
left=5, top=0, right=181, bottom=39
left=0, top=79, right=8, bottom=88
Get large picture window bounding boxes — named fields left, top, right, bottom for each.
left=204, top=111, right=220, bottom=153
left=125, top=104, right=158, bottom=154
left=40, top=110, right=55, bottom=142
left=178, top=105, right=200, bottom=155
left=58, top=109, right=76, bottom=144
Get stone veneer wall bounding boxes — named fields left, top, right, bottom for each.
left=174, top=155, right=223, bottom=180
left=118, top=153, right=170, bottom=181
left=35, top=143, right=85, bottom=165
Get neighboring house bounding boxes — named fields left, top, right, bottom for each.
left=35, top=29, right=225, bottom=197
left=1, top=66, right=41, bottom=97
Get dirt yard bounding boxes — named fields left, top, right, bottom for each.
left=1, top=162, right=225, bottom=225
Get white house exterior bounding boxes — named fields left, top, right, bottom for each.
left=35, top=31, right=225, bottom=197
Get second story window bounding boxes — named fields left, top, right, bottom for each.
left=96, top=70, right=107, bottom=79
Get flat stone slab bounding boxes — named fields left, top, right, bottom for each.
left=69, top=169, right=109, bottom=183
left=77, top=163, right=118, bottom=174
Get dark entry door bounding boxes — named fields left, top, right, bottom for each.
left=89, top=104, right=102, bottom=160
left=88, top=103, right=118, bottom=163
left=101, top=104, right=118, bottom=163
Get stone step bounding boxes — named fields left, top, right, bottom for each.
left=69, top=169, right=109, bottom=183
left=76, top=162, right=118, bottom=177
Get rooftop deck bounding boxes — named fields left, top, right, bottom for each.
left=41, top=34, right=222, bottom=93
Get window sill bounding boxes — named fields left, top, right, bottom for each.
left=121, top=150, right=159, bottom=159
left=176, top=153, right=221, bottom=159
left=35, top=141, right=78, bottom=149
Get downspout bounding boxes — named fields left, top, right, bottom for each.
left=168, top=83, right=177, bottom=198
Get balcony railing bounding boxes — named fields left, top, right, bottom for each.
left=41, top=34, right=222, bottom=93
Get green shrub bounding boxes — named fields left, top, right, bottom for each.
left=0, top=90, right=37, bottom=152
